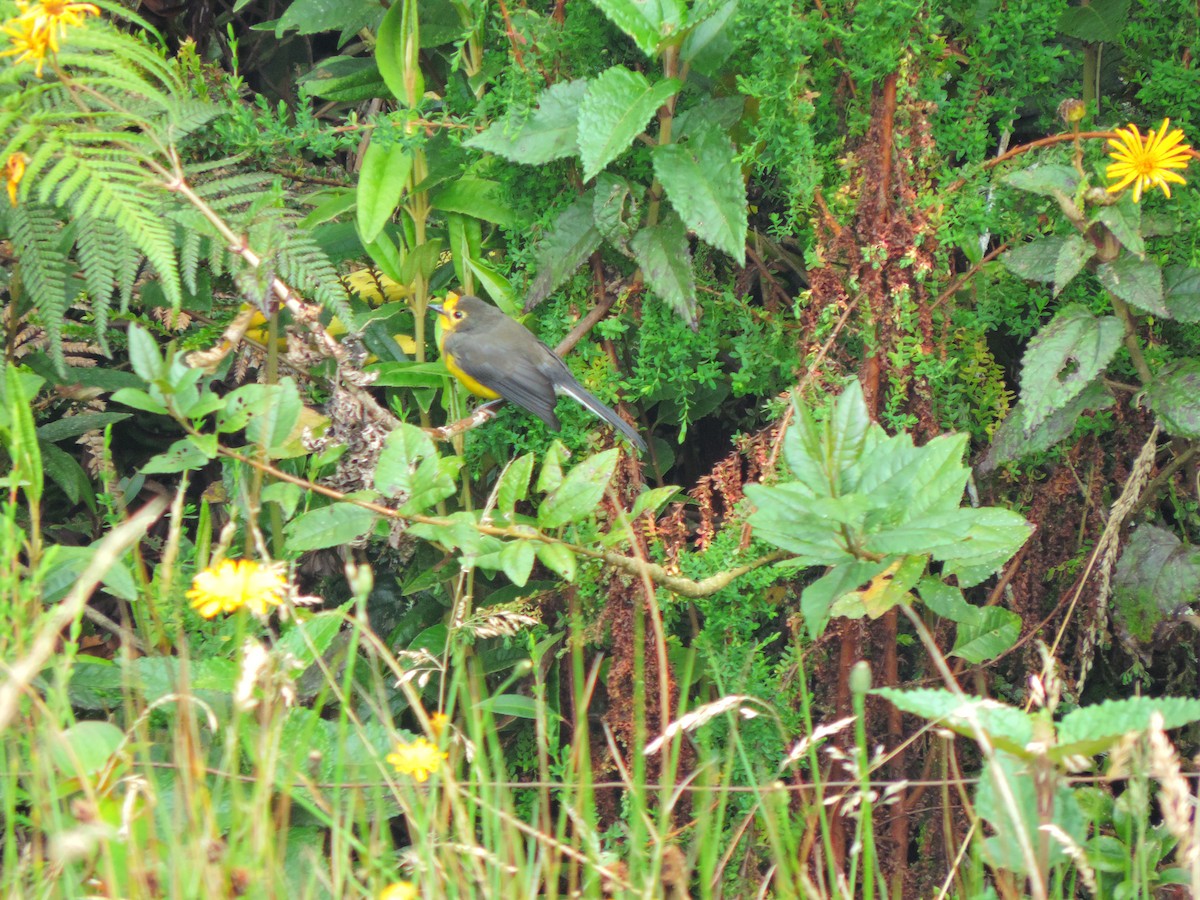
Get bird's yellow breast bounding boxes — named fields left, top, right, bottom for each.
left=437, top=329, right=502, bottom=400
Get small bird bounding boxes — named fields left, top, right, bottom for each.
left=430, top=293, right=646, bottom=453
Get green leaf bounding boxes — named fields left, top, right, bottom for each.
left=630, top=212, right=697, bottom=325
left=49, top=721, right=125, bottom=779
left=140, top=437, right=215, bottom=474
left=976, top=753, right=1087, bottom=873
left=499, top=540, right=536, bottom=587
left=982, top=379, right=1113, bottom=470
left=1111, top=524, right=1200, bottom=644
left=375, top=0, right=422, bottom=108
left=1058, top=0, right=1130, bottom=42
left=432, top=177, right=517, bottom=228
left=539, top=449, right=619, bottom=528
left=800, top=561, right=889, bottom=638
left=126, top=323, right=164, bottom=383
left=680, top=0, right=737, bottom=72
left=1097, top=253, right=1164, bottom=316
left=1002, top=235, right=1093, bottom=296
left=937, top=508, right=1034, bottom=588
left=1094, top=198, right=1143, bottom=256
left=917, top=577, right=981, bottom=625
left=578, top=67, right=679, bottom=180
left=1161, top=265, right=1200, bottom=322
left=950, top=607, right=1021, bottom=664
left=495, top=453, right=535, bottom=516
left=299, top=56, right=387, bottom=104
left=593, top=173, right=644, bottom=250
left=1003, top=165, right=1080, bottom=198
left=107, top=388, right=168, bottom=415
left=536, top=442, right=571, bottom=493
left=526, top=193, right=602, bottom=309
left=374, top=423, right=458, bottom=513
left=475, top=693, right=545, bottom=719
left=366, top=361, right=449, bottom=389
left=245, top=378, right=304, bottom=457
left=872, top=687, right=1035, bottom=756
left=275, top=610, right=348, bottom=670
left=631, top=485, right=680, bottom=518
left=589, top=0, right=685, bottom=57
left=1147, top=358, right=1200, bottom=438
left=1016, top=305, right=1123, bottom=435
left=275, top=0, right=381, bottom=35
left=284, top=503, right=378, bottom=552
left=37, top=412, right=130, bottom=443
left=1056, top=696, right=1200, bottom=759
left=356, top=133, right=413, bottom=243
left=536, top=541, right=577, bottom=580
left=652, top=126, right=747, bottom=264
left=466, top=80, right=587, bottom=165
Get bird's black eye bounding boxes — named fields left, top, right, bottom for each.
left=453, top=310, right=464, bottom=320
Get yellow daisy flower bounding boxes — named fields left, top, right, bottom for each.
left=1106, top=118, right=1193, bottom=202
left=6, top=153, right=29, bottom=206
left=379, top=882, right=418, bottom=900
left=187, top=558, right=288, bottom=618
left=386, top=736, right=447, bottom=783
left=13, top=0, right=98, bottom=51
left=1, top=17, right=52, bottom=76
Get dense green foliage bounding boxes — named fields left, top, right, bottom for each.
left=6, top=0, right=1200, bottom=896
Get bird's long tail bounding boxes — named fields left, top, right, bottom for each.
left=557, top=382, right=647, bottom=453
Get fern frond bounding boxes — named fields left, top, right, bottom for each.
left=10, top=205, right=70, bottom=370
left=73, top=213, right=124, bottom=354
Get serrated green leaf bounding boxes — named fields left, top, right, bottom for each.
left=466, top=80, right=587, bottom=165
left=1056, top=696, right=1200, bottom=759
left=356, top=133, right=413, bottom=243
left=950, top=606, right=1021, bottom=663
left=1162, top=265, right=1200, bottom=322
left=1147, top=358, right=1200, bottom=438
left=1095, top=199, right=1143, bottom=256
left=1003, top=164, right=1080, bottom=198
left=630, top=212, right=697, bottom=325
left=374, top=423, right=436, bottom=496
left=593, top=173, right=644, bottom=249
left=872, top=687, right=1035, bottom=756
left=1058, top=0, right=1129, bottom=41
left=1112, top=524, right=1200, bottom=644
left=590, top=0, right=685, bottom=56
left=526, top=193, right=602, bottom=309
left=536, top=441, right=570, bottom=493
left=1002, top=234, right=1093, bottom=296
left=578, top=67, right=679, bottom=180
left=652, top=126, right=747, bottom=263
left=981, top=379, right=1113, bottom=471
left=1016, top=305, right=1123, bottom=434
left=1097, top=253, right=1164, bottom=316
left=539, top=449, right=619, bottom=528
left=284, top=503, right=378, bottom=552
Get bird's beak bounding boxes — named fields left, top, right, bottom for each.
left=429, top=303, right=445, bottom=315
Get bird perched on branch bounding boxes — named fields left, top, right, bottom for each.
left=431, top=293, right=646, bottom=453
